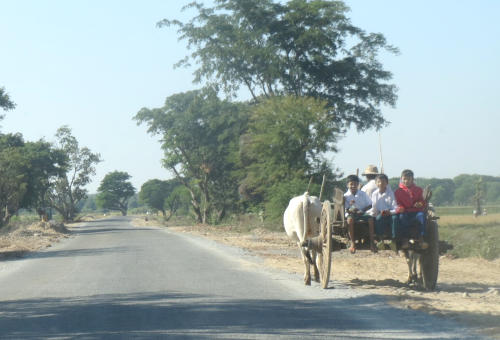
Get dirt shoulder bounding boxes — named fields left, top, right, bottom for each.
left=138, top=221, right=500, bottom=339
left=0, top=221, right=71, bottom=260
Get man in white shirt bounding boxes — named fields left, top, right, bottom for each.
left=344, top=174, right=376, bottom=254
left=370, top=174, right=400, bottom=249
left=361, top=165, right=379, bottom=198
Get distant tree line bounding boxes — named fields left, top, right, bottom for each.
left=387, top=175, right=500, bottom=207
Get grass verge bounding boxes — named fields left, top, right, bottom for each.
left=438, top=213, right=500, bottom=260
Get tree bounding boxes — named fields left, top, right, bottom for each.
left=139, top=179, right=190, bottom=220
left=164, top=182, right=191, bottom=220
left=0, top=87, right=15, bottom=115
left=135, top=87, right=246, bottom=223
left=452, top=174, right=482, bottom=205
left=48, top=126, right=101, bottom=222
left=239, top=95, right=339, bottom=206
left=431, top=186, right=447, bottom=206
left=81, top=194, right=98, bottom=212
left=160, top=0, right=398, bottom=132
left=96, top=171, right=135, bottom=216
left=139, top=179, right=171, bottom=216
left=21, top=140, right=67, bottom=219
left=486, top=182, right=500, bottom=203
left=0, top=133, right=28, bottom=225
left=473, top=177, right=484, bottom=217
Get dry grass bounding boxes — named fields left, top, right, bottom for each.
left=438, top=213, right=500, bottom=260
left=439, top=212, right=500, bottom=226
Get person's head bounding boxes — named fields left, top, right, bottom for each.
left=347, top=175, right=359, bottom=194
left=346, top=174, right=360, bottom=193
left=376, top=174, right=389, bottom=192
left=362, top=165, right=379, bottom=181
left=400, top=169, right=414, bottom=187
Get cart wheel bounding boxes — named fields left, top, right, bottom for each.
left=319, top=200, right=332, bottom=289
left=421, top=220, right=439, bottom=290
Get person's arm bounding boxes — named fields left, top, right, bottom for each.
left=370, top=192, right=379, bottom=216
left=361, top=191, right=372, bottom=213
left=389, top=191, right=398, bottom=214
left=413, top=187, right=427, bottom=210
left=394, top=189, right=406, bottom=213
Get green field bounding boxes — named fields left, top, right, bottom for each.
left=435, top=205, right=500, bottom=216
left=438, top=212, right=500, bottom=260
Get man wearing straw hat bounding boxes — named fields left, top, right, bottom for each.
left=361, top=165, right=379, bottom=198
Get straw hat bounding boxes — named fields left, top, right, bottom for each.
left=362, top=165, right=379, bottom=175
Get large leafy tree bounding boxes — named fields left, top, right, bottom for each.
left=139, top=179, right=170, bottom=216
left=48, top=126, right=101, bottom=222
left=239, top=95, right=339, bottom=204
left=0, top=134, right=67, bottom=224
left=21, top=140, right=67, bottom=218
left=135, top=87, right=246, bottom=223
left=96, top=171, right=135, bottom=216
left=139, top=178, right=190, bottom=220
left=160, top=0, right=398, bottom=132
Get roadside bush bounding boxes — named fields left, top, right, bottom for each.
left=264, top=178, right=320, bottom=222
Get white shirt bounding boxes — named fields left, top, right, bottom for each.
left=370, top=187, right=398, bottom=216
left=361, top=179, right=378, bottom=198
left=344, top=189, right=372, bottom=212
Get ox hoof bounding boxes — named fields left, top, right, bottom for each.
left=304, top=277, right=312, bottom=286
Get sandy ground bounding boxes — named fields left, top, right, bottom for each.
left=0, top=221, right=71, bottom=260
left=138, top=221, right=500, bottom=339
left=2, top=217, right=498, bottom=338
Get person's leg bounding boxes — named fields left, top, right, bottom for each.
left=399, top=213, right=410, bottom=249
left=389, top=214, right=400, bottom=252
left=368, top=217, right=377, bottom=253
left=347, top=216, right=356, bottom=253
left=415, top=211, right=428, bottom=249
left=374, top=214, right=385, bottom=237
left=391, top=214, right=400, bottom=239
left=415, top=211, right=426, bottom=236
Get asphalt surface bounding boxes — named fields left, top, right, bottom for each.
left=0, top=217, right=486, bottom=339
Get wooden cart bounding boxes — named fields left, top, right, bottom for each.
left=314, top=188, right=439, bottom=290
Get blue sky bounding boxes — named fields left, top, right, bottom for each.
left=1, top=0, right=499, bottom=193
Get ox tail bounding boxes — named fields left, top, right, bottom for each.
left=302, top=192, right=310, bottom=242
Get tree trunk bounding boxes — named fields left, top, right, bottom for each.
left=171, top=166, right=203, bottom=223
left=165, top=210, right=173, bottom=221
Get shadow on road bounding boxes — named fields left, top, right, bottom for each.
left=0, top=291, right=480, bottom=339
left=71, top=227, right=153, bottom=235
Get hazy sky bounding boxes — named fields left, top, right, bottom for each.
left=1, top=0, right=499, bottom=193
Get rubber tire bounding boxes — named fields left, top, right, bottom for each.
left=319, top=201, right=332, bottom=289
left=421, top=220, right=439, bottom=290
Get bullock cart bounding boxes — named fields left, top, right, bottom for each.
left=307, top=187, right=439, bottom=290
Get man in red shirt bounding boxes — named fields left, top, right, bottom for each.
left=395, top=169, right=428, bottom=249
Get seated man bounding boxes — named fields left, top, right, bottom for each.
left=395, top=169, right=428, bottom=249
left=370, top=174, right=399, bottom=250
left=344, top=174, right=376, bottom=254
left=361, top=164, right=379, bottom=198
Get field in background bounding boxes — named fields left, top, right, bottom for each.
left=438, top=212, right=500, bottom=260
left=435, top=205, right=500, bottom=215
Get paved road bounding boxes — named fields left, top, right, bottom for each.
left=0, top=217, right=484, bottom=339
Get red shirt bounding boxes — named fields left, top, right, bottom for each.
left=395, top=183, right=426, bottom=213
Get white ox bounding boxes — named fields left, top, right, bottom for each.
left=283, top=192, right=322, bottom=285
